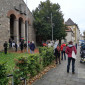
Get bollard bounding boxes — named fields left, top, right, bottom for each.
left=25, top=79, right=26, bottom=85
left=7, top=74, right=14, bottom=85
left=20, top=77, right=26, bottom=85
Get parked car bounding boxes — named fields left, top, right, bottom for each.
left=80, top=44, right=85, bottom=63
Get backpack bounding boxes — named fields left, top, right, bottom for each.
left=63, top=46, right=66, bottom=51
left=57, top=46, right=60, bottom=52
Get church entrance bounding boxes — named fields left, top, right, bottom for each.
left=19, top=17, right=23, bottom=42
left=10, top=14, right=16, bottom=40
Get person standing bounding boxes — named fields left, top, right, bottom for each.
left=15, top=43, right=17, bottom=52
left=9, top=38, right=12, bottom=48
left=60, top=43, right=66, bottom=60
left=29, top=41, right=35, bottom=54
left=65, top=41, right=77, bottom=74
left=3, top=41, right=8, bottom=54
left=54, top=44, right=61, bottom=64
left=20, top=40, right=24, bottom=52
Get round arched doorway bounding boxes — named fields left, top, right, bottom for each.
left=10, top=14, right=16, bottom=40
left=19, top=17, right=23, bottom=42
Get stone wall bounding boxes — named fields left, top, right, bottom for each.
left=0, top=0, right=36, bottom=51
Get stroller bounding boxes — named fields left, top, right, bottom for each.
left=80, top=45, right=85, bottom=63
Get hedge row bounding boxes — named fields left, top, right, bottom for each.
left=0, top=47, right=54, bottom=85
left=0, top=63, right=8, bottom=85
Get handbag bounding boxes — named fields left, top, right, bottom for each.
left=72, top=47, right=76, bottom=59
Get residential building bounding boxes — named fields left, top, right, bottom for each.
left=65, top=18, right=80, bottom=44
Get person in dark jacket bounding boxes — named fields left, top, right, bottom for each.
left=15, top=43, right=17, bottom=52
left=20, top=40, right=24, bottom=52
left=24, top=41, right=27, bottom=49
left=3, top=41, right=8, bottom=54
left=29, top=41, right=35, bottom=54
left=9, top=38, right=12, bottom=48
left=54, top=44, right=61, bottom=64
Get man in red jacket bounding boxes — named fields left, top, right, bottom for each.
left=65, top=41, right=77, bottom=74
left=61, top=43, right=66, bottom=60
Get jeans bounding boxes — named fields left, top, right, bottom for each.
left=30, top=49, right=34, bottom=54
left=61, top=51, right=66, bottom=60
left=67, top=57, right=75, bottom=73
left=4, top=48, right=7, bottom=54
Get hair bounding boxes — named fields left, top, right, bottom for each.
left=69, top=41, right=73, bottom=44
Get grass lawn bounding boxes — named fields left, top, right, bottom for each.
left=0, top=52, right=29, bottom=73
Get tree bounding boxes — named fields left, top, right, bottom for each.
left=32, top=0, right=66, bottom=44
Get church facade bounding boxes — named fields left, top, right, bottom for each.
left=0, top=0, right=36, bottom=51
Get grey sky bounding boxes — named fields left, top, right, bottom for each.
left=24, top=0, right=85, bottom=34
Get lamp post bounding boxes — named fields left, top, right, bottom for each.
left=51, top=13, right=53, bottom=41
left=26, top=0, right=28, bottom=53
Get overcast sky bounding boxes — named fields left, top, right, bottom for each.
left=24, top=0, right=85, bottom=34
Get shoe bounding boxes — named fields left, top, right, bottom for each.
left=72, top=72, right=75, bottom=74
left=59, top=62, right=61, bottom=64
left=67, top=71, right=69, bottom=73
left=56, top=62, right=58, bottom=64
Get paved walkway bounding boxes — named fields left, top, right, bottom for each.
left=32, top=47, right=85, bottom=85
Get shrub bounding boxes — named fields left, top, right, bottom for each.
left=27, top=54, right=43, bottom=77
left=13, top=56, right=29, bottom=85
left=13, top=47, right=54, bottom=84
left=40, top=47, right=55, bottom=67
left=0, top=63, right=8, bottom=85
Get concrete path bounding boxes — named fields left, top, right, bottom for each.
left=32, top=46, right=85, bottom=85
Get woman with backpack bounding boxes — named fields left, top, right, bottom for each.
left=54, top=44, right=61, bottom=64
left=60, top=43, right=66, bottom=60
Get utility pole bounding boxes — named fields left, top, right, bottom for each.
left=26, top=0, right=28, bottom=53
left=51, top=13, right=53, bottom=41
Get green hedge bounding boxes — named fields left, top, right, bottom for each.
left=0, top=63, right=8, bottom=85
left=13, top=47, right=54, bottom=84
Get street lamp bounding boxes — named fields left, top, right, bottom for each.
left=47, top=13, right=54, bottom=41
left=51, top=13, right=53, bottom=41
left=26, top=0, right=28, bottom=53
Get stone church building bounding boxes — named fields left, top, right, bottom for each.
left=0, top=0, right=36, bottom=51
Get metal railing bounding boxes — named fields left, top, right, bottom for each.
left=7, top=74, right=26, bottom=85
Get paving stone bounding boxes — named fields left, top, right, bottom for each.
left=59, top=84, right=67, bottom=85
left=32, top=47, right=85, bottom=85
left=56, top=78, right=66, bottom=84
left=49, top=82, right=60, bottom=85
left=76, top=82, right=85, bottom=85
left=66, top=80, right=76, bottom=85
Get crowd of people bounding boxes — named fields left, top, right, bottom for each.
left=3, top=39, right=77, bottom=74
left=53, top=41, right=77, bottom=74
left=3, top=38, right=35, bottom=54
left=42, top=40, right=77, bottom=74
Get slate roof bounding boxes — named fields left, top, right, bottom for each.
left=65, top=18, right=75, bottom=26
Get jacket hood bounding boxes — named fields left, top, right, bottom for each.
left=68, top=45, right=73, bottom=47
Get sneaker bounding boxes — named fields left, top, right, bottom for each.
left=67, top=71, right=69, bottom=73
left=56, top=62, right=58, bottom=64
left=59, top=62, right=61, bottom=64
left=72, top=72, right=75, bottom=74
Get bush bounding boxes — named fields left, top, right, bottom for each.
left=27, top=54, right=42, bottom=77
left=0, top=63, right=8, bottom=85
left=13, top=56, right=29, bottom=85
left=13, top=47, right=54, bottom=84
left=40, top=47, right=54, bottom=67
